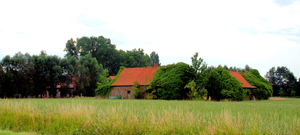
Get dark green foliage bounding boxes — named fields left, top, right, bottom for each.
left=78, top=54, right=102, bottom=96
left=95, top=66, right=125, bottom=97
left=150, top=51, right=161, bottom=66
left=64, top=36, right=155, bottom=75
left=1, top=52, right=35, bottom=98
left=191, top=52, right=208, bottom=89
left=45, top=54, right=63, bottom=97
left=206, top=66, right=245, bottom=101
left=265, top=66, right=298, bottom=96
left=149, top=62, right=196, bottom=100
left=32, top=53, right=47, bottom=97
left=64, top=38, right=78, bottom=59
left=184, top=80, right=202, bottom=100
left=286, top=72, right=297, bottom=97
left=0, top=51, right=104, bottom=98
left=208, top=65, right=251, bottom=73
left=265, top=66, right=290, bottom=86
left=0, top=64, right=3, bottom=97
left=121, top=48, right=152, bottom=68
left=242, top=69, right=273, bottom=100
left=132, top=81, right=143, bottom=99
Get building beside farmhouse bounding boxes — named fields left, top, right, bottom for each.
left=110, top=64, right=159, bottom=99
left=45, top=77, right=76, bottom=98
left=55, top=77, right=76, bottom=97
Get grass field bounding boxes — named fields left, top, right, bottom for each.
left=0, top=98, right=299, bottom=134
left=0, top=129, right=35, bottom=135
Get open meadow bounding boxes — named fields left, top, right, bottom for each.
left=0, top=98, right=299, bottom=134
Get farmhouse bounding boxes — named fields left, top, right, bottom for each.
left=110, top=64, right=159, bottom=99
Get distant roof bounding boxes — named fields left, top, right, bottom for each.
left=56, top=77, right=76, bottom=89
left=108, top=76, right=116, bottom=79
left=229, top=71, right=257, bottom=89
left=111, top=66, right=159, bottom=86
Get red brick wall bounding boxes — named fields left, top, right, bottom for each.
left=111, top=86, right=146, bottom=99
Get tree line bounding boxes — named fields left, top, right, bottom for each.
left=0, top=35, right=160, bottom=98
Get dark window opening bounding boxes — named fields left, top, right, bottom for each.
left=127, top=91, right=131, bottom=94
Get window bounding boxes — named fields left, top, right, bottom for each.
left=117, top=90, right=120, bottom=96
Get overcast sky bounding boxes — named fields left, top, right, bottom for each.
left=0, top=0, right=299, bottom=78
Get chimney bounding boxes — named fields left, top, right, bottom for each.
left=154, top=63, right=158, bottom=69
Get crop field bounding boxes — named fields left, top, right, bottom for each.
left=0, top=98, right=299, bottom=135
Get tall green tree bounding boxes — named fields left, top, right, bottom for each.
left=245, top=64, right=251, bottom=72
left=1, top=52, right=35, bottom=98
left=150, top=51, right=160, bottom=66
left=10, top=52, right=34, bottom=97
left=124, top=48, right=152, bottom=68
left=1, top=55, right=17, bottom=98
left=286, top=72, right=297, bottom=96
left=32, top=52, right=48, bottom=97
left=64, top=36, right=154, bottom=76
left=64, top=38, right=78, bottom=59
left=44, top=54, right=63, bottom=97
left=265, top=66, right=293, bottom=96
left=79, top=54, right=102, bottom=96
left=191, top=52, right=207, bottom=89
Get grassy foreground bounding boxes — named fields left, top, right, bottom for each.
left=0, top=129, right=35, bottom=135
left=0, top=98, right=299, bottom=134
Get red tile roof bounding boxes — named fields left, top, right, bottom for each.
left=112, top=66, right=159, bottom=86
left=229, top=71, right=256, bottom=89
left=108, top=76, right=116, bottom=79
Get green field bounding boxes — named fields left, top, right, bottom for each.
left=0, top=98, right=299, bottom=134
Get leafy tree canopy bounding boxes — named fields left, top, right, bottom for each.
left=265, top=66, right=296, bottom=96
left=206, top=65, right=245, bottom=101
left=191, top=52, right=207, bottom=89
left=148, top=62, right=196, bottom=100
left=64, top=36, right=156, bottom=75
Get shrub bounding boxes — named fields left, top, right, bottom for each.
left=206, top=66, right=246, bottom=101
left=132, top=81, right=144, bottom=99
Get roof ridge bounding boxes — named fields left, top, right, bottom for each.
left=125, top=67, right=158, bottom=69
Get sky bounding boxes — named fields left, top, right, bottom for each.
left=0, top=0, right=299, bottom=78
